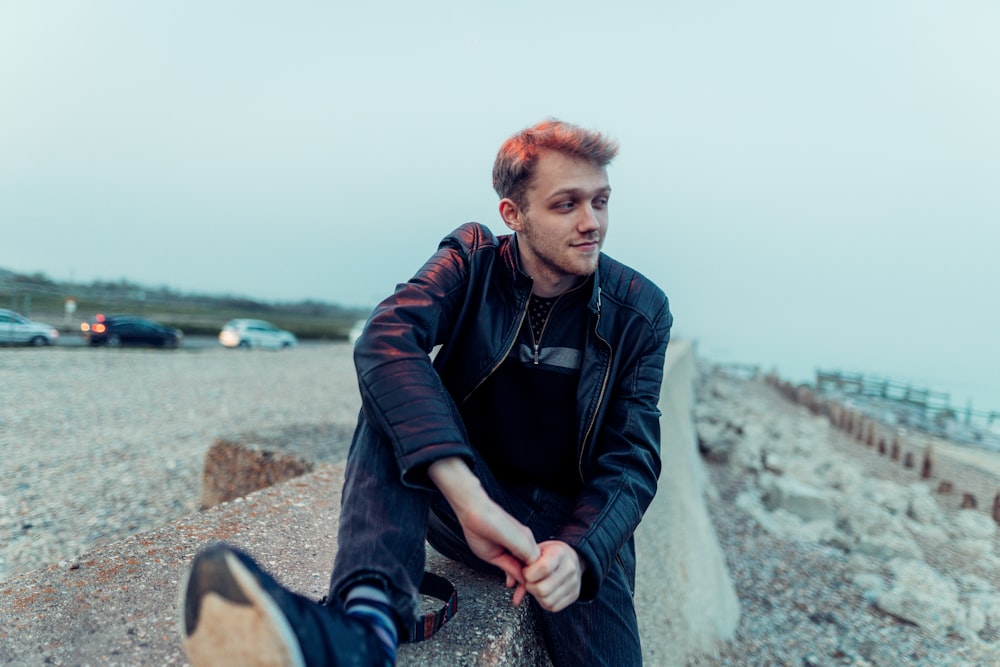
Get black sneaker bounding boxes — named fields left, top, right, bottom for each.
left=180, top=543, right=392, bottom=667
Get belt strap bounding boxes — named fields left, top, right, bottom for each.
left=405, top=571, right=457, bottom=642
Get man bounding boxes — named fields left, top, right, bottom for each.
left=181, top=120, right=672, bottom=666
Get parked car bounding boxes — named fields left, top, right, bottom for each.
left=80, top=314, right=183, bottom=348
left=0, top=308, right=60, bottom=346
left=218, top=319, right=297, bottom=349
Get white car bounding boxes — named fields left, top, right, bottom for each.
left=0, top=309, right=59, bottom=346
left=219, top=319, right=297, bottom=349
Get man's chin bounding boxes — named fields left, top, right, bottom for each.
left=576, top=258, right=600, bottom=277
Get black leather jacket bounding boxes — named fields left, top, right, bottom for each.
left=354, top=222, right=672, bottom=599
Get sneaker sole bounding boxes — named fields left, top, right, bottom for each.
left=180, top=546, right=306, bottom=667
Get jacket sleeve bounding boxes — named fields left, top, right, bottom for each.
left=352, top=224, right=488, bottom=488
left=556, top=291, right=672, bottom=601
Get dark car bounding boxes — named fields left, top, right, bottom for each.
left=81, top=314, right=183, bottom=348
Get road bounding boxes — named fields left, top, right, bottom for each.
left=50, top=334, right=244, bottom=350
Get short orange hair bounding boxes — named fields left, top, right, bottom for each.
left=492, top=119, right=618, bottom=209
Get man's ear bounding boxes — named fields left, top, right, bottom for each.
left=499, top=198, right=523, bottom=232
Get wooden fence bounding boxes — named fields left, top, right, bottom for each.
left=816, top=369, right=1000, bottom=427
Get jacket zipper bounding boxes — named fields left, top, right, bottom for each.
left=461, top=294, right=529, bottom=404
left=579, top=286, right=612, bottom=482
left=531, top=293, right=564, bottom=365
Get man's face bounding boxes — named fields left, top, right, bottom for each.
left=502, top=150, right=610, bottom=295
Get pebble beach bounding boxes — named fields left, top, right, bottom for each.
left=692, top=367, right=1000, bottom=666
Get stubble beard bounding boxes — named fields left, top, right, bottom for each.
left=523, top=229, right=600, bottom=284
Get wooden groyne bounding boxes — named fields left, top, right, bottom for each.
left=763, top=372, right=1000, bottom=526
left=815, top=369, right=1000, bottom=427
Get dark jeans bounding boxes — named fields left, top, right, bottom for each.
left=328, top=418, right=642, bottom=667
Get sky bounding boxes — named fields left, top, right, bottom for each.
left=2, top=1, right=998, bottom=410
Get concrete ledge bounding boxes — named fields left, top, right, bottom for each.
left=0, top=463, right=549, bottom=666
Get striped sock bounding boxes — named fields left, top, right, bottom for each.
left=344, top=584, right=398, bottom=666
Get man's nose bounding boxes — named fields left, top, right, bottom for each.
left=578, top=204, right=600, bottom=232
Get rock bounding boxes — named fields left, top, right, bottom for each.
left=947, top=510, right=997, bottom=541
left=906, top=522, right=948, bottom=544
left=697, top=419, right=743, bottom=463
left=962, top=597, right=989, bottom=634
left=817, top=464, right=863, bottom=493
left=959, top=586, right=1000, bottom=638
left=853, top=533, right=922, bottom=561
left=858, top=478, right=909, bottom=516
left=832, top=497, right=923, bottom=560
left=906, top=486, right=943, bottom=524
left=732, top=435, right=765, bottom=473
left=760, top=450, right=785, bottom=475
left=761, top=475, right=834, bottom=522
left=950, top=539, right=995, bottom=562
left=874, top=559, right=961, bottom=638
left=957, top=574, right=994, bottom=595
left=851, top=572, right=886, bottom=600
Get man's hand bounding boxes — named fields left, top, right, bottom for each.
left=428, top=458, right=541, bottom=604
left=523, top=540, right=583, bottom=612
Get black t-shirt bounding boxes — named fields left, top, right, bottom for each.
left=460, top=281, right=590, bottom=498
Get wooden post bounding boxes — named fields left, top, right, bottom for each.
left=903, top=452, right=915, bottom=469
left=937, top=480, right=954, bottom=494
left=877, top=437, right=887, bottom=455
left=921, top=446, right=934, bottom=479
left=830, top=403, right=842, bottom=428
left=890, top=436, right=901, bottom=461
left=961, top=493, right=978, bottom=510
left=993, top=493, right=1000, bottom=525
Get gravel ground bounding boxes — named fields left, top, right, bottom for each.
left=0, top=343, right=361, bottom=582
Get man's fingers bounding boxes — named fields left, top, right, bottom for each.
left=523, top=557, right=553, bottom=584
left=522, top=540, right=583, bottom=612
left=526, top=571, right=577, bottom=612
left=511, top=582, right=528, bottom=606
left=488, top=552, right=527, bottom=585
left=506, top=525, right=541, bottom=565
left=491, top=554, right=531, bottom=606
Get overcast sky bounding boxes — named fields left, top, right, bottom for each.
left=2, top=1, right=998, bottom=409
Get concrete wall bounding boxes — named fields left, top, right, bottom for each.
left=636, top=339, right=741, bottom=663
